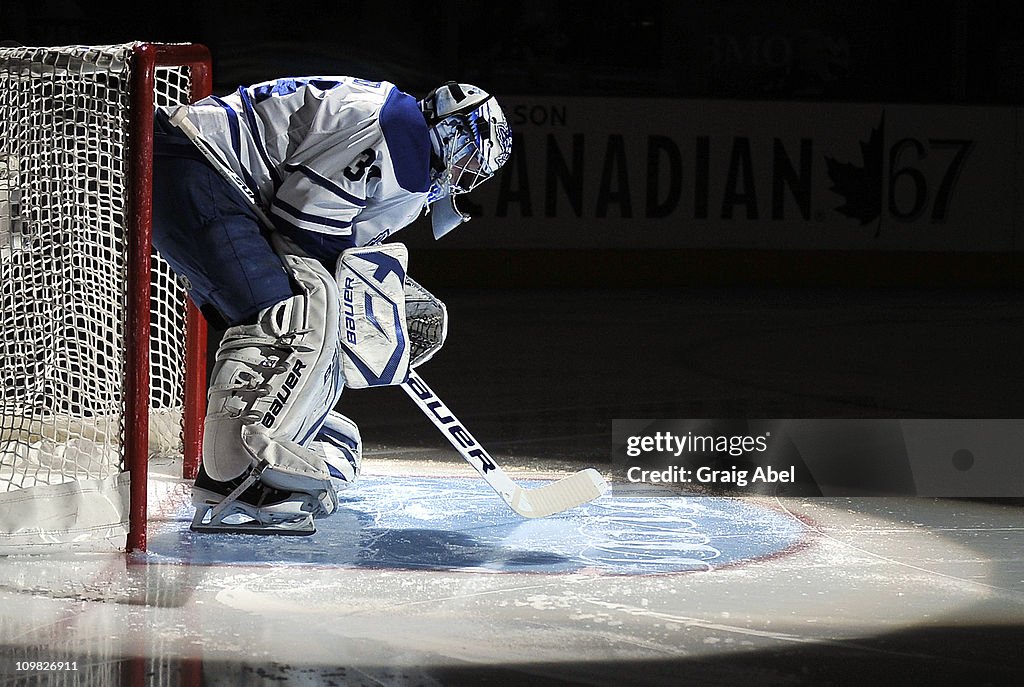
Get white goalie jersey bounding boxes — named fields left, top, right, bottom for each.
left=163, top=77, right=433, bottom=248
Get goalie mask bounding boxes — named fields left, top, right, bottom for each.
left=420, top=82, right=511, bottom=239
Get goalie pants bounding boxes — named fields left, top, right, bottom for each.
left=152, top=152, right=293, bottom=328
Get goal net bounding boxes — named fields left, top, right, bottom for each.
left=0, top=43, right=210, bottom=553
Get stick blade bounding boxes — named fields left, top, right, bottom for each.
left=508, top=468, right=609, bottom=518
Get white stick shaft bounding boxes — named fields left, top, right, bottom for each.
left=169, top=107, right=275, bottom=228
left=401, top=371, right=607, bottom=518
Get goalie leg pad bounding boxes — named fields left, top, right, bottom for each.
left=314, top=411, right=362, bottom=489
left=200, top=249, right=345, bottom=519
left=231, top=410, right=362, bottom=516
left=237, top=427, right=340, bottom=517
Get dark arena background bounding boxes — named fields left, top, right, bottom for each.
left=1, top=2, right=1023, bottom=686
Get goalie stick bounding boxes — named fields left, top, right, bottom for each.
left=402, top=372, right=608, bottom=518
left=169, top=106, right=609, bottom=517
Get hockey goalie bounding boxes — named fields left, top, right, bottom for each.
left=151, top=77, right=511, bottom=534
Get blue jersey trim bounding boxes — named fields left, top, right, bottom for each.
left=272, top=197, right=353, bottom=231
left=283, top=163, right=368, bottom=207
left=379, top=88, right=431, bottom=194
left=237, top=87, right=283, bottom=189
left=251, top=78, right=344, bottom=104
left=211, top=96, right=261, bottom=198
left=270, top=216, right=356, bottom=268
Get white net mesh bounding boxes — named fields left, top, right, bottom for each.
left=0, top=44, right=197, bottom=546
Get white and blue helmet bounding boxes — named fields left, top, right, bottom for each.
left=420, top=82, right=511, bottom=238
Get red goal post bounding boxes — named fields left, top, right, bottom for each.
left=126, top=43, right=211, bottom=552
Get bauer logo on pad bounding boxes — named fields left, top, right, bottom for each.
left=335, top=243, right=411, bottom=388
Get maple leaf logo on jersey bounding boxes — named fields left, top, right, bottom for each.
left=825, top=113, right=885, bottom=237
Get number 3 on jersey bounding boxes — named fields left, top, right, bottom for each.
left=344, top=148, right=378, bottom=182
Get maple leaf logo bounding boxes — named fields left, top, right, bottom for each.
left=825, top=113, right=885, bottom=236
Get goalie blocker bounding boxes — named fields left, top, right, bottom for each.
left=336, top=244, right=413, bottom=388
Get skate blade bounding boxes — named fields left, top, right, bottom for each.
left=190, top=504, right=316, bottom=536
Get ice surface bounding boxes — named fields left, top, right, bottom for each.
left=148, top=475, right=806, bottom=574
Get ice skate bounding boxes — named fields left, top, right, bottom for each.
left=190, top=463, right=320, bottom=536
